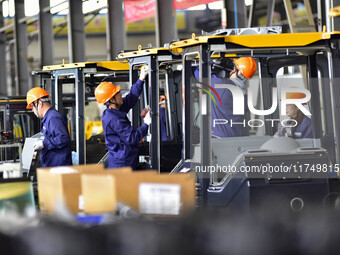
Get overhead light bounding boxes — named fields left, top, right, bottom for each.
left=25, top=0, right=39, bottom=16
left=187, top=4, right=206, bottom=10
left=208, top=1, right=223, bottom=9
left=245, top=0, right=253, bottom=6
left=82, top=0, right=107, bottom=13
left=2, top=1, right=9, bottom=17
left=50, top=0, right=69, bottom=15
left=187, top=1, right=223, bottom=10
left=9, top=0, right=14, bottom=17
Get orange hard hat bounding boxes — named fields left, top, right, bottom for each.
left=233, top=57, right=257, bottom=79
left=285, top=86, right=307, bottom=100
left=159, top=95, right=168, bottom=102
left=286, top=92, right=307, bottom=99
left=95, top=81, right=121, bottom=104
left=26, top=87, right=50, bottom=109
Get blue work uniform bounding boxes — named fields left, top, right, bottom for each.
left=102, top=79, right=149, bottom=169
left=41, top=108, right=72, bottom=167
left=159, top=106, right=170, bottom=141
left=195, top=68, right=247, bottom=138
left=291, top=115, right=312, bottom=139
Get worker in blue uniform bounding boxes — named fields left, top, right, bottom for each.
left=288, top=108, right=312, bottom=139
left=26, top=87, right=72, bottom=167
left=159, top=95, right=171, bottom=141
left=281, top=91, right=312, bottom=139
left=95, top=65, right=150, bottom=169
left=195, top=57, right=257, bottom=138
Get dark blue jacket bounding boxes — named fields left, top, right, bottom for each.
left=41, top=108, right=72, bottom=167
left=160, top=106, right=170, bottom=141
left=292, top=115, right=312, bottom=139
left=195, top=68, right=246, bottom=138
left=102, top=79, right=148, bottom=169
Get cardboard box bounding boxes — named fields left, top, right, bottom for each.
left=81, top=174, right=117, bottom=214
left=119, top=173, right=196, bottom=215
left=81, top=171, right=195, bottom=216
left=81, top=170, right=157, bottom=214
left=37, top=164, right=131, bottom=214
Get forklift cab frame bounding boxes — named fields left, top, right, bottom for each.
left=169, top=30, right=340, bottom=205
left=117, top=46, right=182, bottom=172
left=33, top=61, right=130, bottom=165
left=0, top=97, right=40, bottom=143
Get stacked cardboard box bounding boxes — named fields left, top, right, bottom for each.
left=81, top=170, right=157, bottom=214
left=37, top=164, right=109, bottom=214
left=37, top=164, right=196, bottom=216
left=81, top=171, right=195, bottom=216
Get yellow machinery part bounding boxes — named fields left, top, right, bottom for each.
left=329, top=6, right=340, bottom=17
left=43, top=61, right=129, bottom=71
left=0, top=182, right=32, bottom=200
left=85, top=121, right=103, bottom=140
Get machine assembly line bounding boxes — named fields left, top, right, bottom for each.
left=2, top=1, right=340, bottom=254
left=2, top=26, right=340, bottom=211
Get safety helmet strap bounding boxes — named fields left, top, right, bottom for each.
left=236, top=69, right=246, bottom=80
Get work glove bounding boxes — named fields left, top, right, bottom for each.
left=140, top=105, right=150, bottom=118
left=139, top=65, right=149, bottom=81
left=144, top=111, right=151, bottom=125
left=33, top=140, right=44, bottom=151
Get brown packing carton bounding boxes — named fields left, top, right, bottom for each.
left=37, top=164, right=130, bottom=214
left=81, top=170, right=157, bottom=214
left=106, top=167, right=132, bottom=173
left=107, top=171, right=159, bottom=212
left=116, top=173, right=196, bottom=215
left=81, top=171, right=195, bottom=216
left=81, top=174, right=116, bottom=214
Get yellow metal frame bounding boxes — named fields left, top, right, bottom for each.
left=170, top=33, right=224, bottom=49
left=85, top=121, right=103, bottom=140
left=329, top=6, right=340, bottom=17
left=117, top=45, right=178, bottom=59
left=116, top=31, right=340, bottom=61
left=41, top=32, right=340, bottom=71
left=43, top=61, right=129, bottom=71
left=0, top=99, right=27, bottom=104
left=222, top=32, right=339, bottom=48
left=169, top=32, right=340, bottom=50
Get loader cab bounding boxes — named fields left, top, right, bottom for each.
left=33, top=61, right=130, bottom=165
left=0, top=98, right=40, bottom=144
left=117, top=46, right=183, bottom=172
left=169, top=28, right=340, bottom=210
left=0, top=98, right=40, bottom=177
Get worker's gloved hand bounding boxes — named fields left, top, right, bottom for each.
left=33, top=140, right=44, bottom=151
left=144, top=111, right=151, bottom=125
left=139, top=65, right=149, bottom=81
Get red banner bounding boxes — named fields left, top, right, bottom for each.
left=173, top=0, right=219, bottom=10
left=124, top=0, right=156, bottom=23
left=124, top=0, right=219, bottom=23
